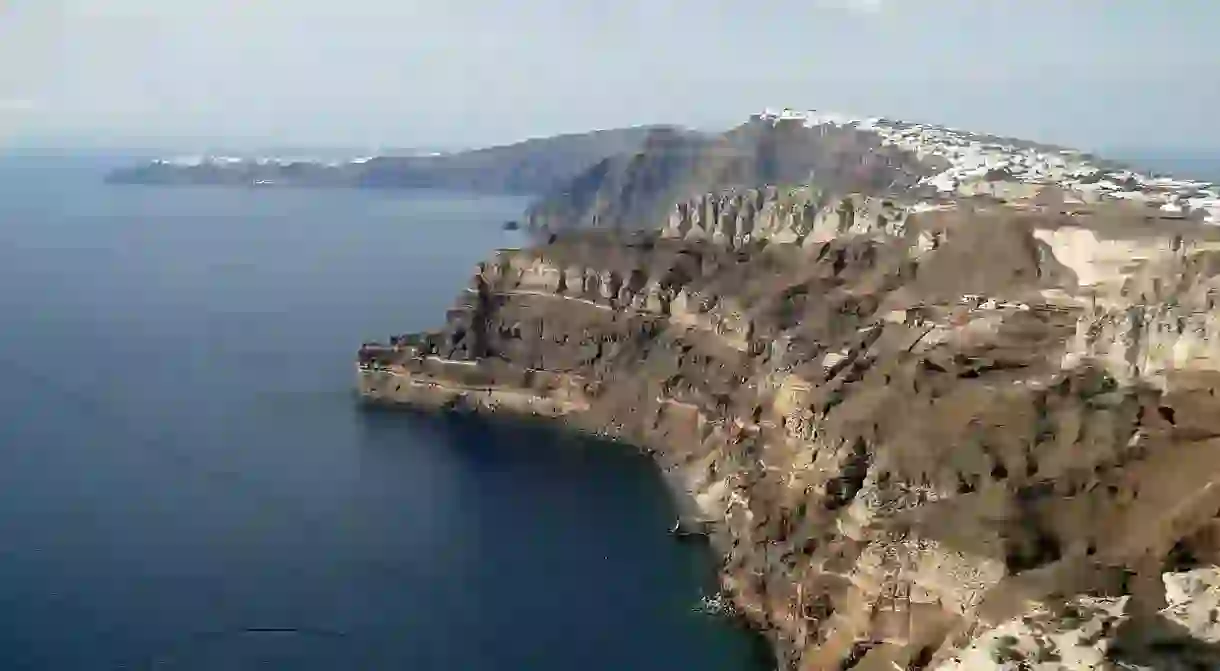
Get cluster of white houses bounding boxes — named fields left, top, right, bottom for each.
left=755, top=108, right=1220, bottom=224
left=153, top=155, right=376, bottom=169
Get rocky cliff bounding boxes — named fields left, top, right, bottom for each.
left=357, top=111, right=1220, bottom=670
left=661, top=188, right=914, bottom=248
left=524, top=116, right=938, bottom=232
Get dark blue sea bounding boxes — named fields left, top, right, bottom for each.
left=0, top=154, right=770, bottom=670
left=1115, top=151, right=1220, bottom=183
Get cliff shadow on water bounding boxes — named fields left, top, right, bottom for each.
left=354, top=403, right=779, bottom=671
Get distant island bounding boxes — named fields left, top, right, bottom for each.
left=104, top=126, right=692, bottom=196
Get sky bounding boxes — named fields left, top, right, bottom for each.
left=1, top=0, right=1217, bottom=152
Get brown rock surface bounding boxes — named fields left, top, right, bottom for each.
left=359, top=198, right=1220, bottom=669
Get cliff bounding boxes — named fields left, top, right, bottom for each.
left=358, top=111, right=1220, bottom=670
left=105, top=125, right=686, bottom=193
left=524, top=116, right=938, bottom=232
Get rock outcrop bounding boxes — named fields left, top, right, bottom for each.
left=661, top=188, right=912, bottom=248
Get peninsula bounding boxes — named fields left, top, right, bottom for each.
left=358, top=109, right=1220, bottom=670
left=103, top=126, right=690, bottom=195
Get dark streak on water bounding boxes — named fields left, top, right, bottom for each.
left=0, top=155, right=771, bottom=670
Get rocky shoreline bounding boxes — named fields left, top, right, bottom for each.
left=356, top=112, right=1220, bottom=670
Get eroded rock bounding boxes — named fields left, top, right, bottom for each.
left=359, top=199, right=1220, bottom=669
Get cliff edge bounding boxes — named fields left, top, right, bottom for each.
left=358, top=110, right=1220, bottom=670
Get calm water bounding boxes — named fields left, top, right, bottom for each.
left=1116, top=152, right=1220, bottom=183
left=0, top=156, right=769, bottom=670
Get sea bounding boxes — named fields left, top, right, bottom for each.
left=0, top=154, right=772, bottom=670
left=1111, top=151, right=1220, bottom=183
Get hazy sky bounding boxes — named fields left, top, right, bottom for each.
left=1, top=0, right=1216, bottom=151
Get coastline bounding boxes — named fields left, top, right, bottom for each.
left=357, top=359, right=797, bottom=666
left=357, top=364, right=781, bottom=668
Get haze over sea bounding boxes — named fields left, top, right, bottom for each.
left=0, top=153, right=771, bottom=670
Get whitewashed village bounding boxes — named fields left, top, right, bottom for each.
left=755, top=107, right=1220, bottom=224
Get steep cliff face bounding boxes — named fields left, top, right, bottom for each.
left=525, top=117, right=938, bottom=232
left=661, top=188, right=913, bottom=248
left=359, top=193, right=1220, bottom=669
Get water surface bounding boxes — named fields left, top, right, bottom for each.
left=0, top=155, right=768, bottom=670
